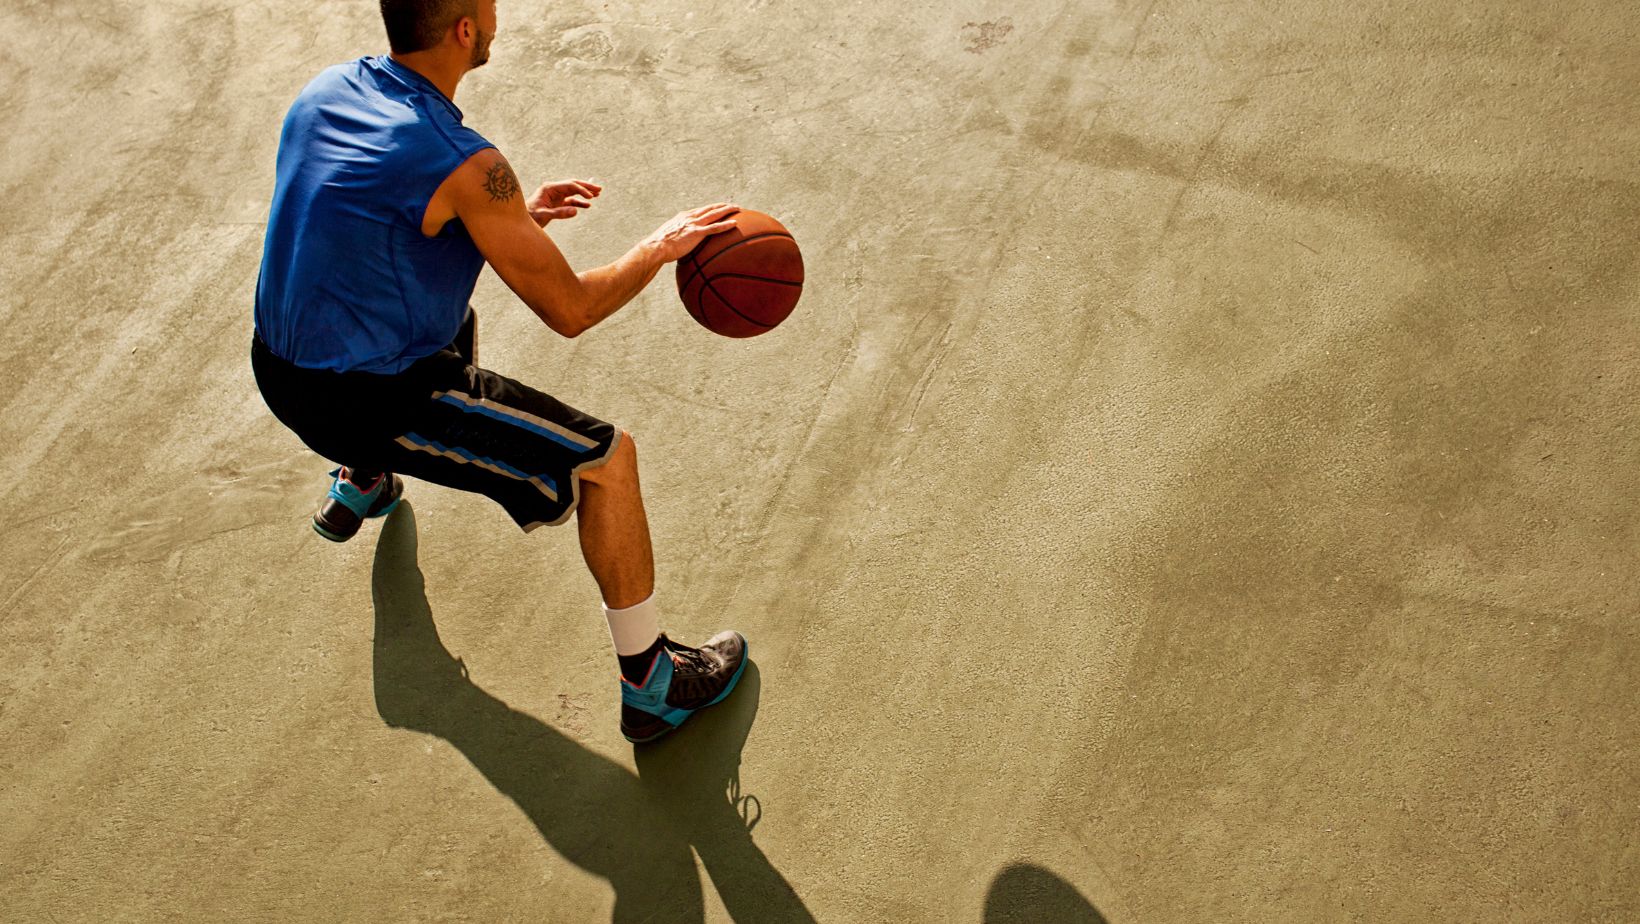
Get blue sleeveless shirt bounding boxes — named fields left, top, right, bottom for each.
left=254, top=56, right=495, bottom=373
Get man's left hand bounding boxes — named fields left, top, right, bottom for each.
left=527, top=179, right=602, bottom=226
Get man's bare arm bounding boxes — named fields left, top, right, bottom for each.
left=445, top=149, right=736, bottom=338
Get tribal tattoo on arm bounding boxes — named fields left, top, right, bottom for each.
left=483, top=159, right=521, bottom=202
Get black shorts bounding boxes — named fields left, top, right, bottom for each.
left=251, top=310, right=621, bottom=531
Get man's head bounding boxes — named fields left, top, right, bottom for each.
left=379, top=0, right=495, bottom=69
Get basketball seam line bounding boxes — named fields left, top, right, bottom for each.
left=701, top=273, right=776, bottom=329
left=708, top=272, right=803, bottom=288
left=678, top=231, right=794, bottom=293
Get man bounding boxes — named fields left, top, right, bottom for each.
left=251, top=0, right=747, bottom=743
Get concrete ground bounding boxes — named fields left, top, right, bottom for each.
left=2, top=0, right=1636, bottom=920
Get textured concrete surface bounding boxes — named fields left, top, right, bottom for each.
left=2, top=0, right=1637, bottom=921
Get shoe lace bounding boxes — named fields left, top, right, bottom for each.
left=661, top=636, right=712, bottom=676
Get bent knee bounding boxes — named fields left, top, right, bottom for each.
left=611, top=429, right=636, bottom=467
left=582, top=429, right=636, bottom=485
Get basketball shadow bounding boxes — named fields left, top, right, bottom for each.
left=983, top=863, right=1109, bottom=923
left=370, top=501, right=815, bottom=924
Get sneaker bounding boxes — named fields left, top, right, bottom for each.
left=620, top=631, right=749, bottom=743
left=312, top=467, right=404, bottom=542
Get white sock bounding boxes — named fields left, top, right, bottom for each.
left=602, top=593, right=661, bottom=656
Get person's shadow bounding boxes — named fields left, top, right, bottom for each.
left=983, top=863, right=1109, bottom=923
left=371, top=501, right=815, bottom=923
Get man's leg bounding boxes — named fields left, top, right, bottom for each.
left=577, top=432, right=667, bottom=681
left=315, top=307, right=474, bottom=542
left=251, top=334, right=406, bottom=543
left=583, top=429, right=672, bottom=682
left=340, top=347, right=747, bottom=742
left=574, top=430, right=654, bottom=609
left=575, top=431, right=748, bottom=743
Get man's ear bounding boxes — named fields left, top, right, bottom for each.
left=455, top=16, right=475, bottom=48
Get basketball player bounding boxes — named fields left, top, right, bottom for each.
left=251, top=0, right=748, bottom=743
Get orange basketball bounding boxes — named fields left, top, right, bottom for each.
left=675, top=210, right=804, bottom=337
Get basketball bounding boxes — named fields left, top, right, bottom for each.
left=676, top=210, right=804, bottom=337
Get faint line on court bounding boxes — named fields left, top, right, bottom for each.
left=1124, top=0, right=1163, bottom=61
left=3, top=505, right=76, bottom=532
left=1156, top=72, right=1265, bottom=244
left=0, top=534, right=70, bottom=622
left=902, top=321, right=957, bottom=432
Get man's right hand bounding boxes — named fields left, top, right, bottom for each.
left=433, top=148, right=741, bottom=338
left=643, top=204, right=741, bottom=263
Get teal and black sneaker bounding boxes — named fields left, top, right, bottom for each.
left=312, top=467, right=404, bottom=542
left=620, top=631, right=749, bottom=744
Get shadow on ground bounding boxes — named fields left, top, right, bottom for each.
left=984, top=863, right=1108, bottom=923
left=370, top=501, right=815, bottom=923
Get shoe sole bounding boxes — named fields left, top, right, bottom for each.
left=623, top=636, right=749, bottom=744
left=312, top=520, right=353, bottom=543
left=312, top=494, right=403, bottom=543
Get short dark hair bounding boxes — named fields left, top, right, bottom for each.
left=379, top=0, right=477, bottom=54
